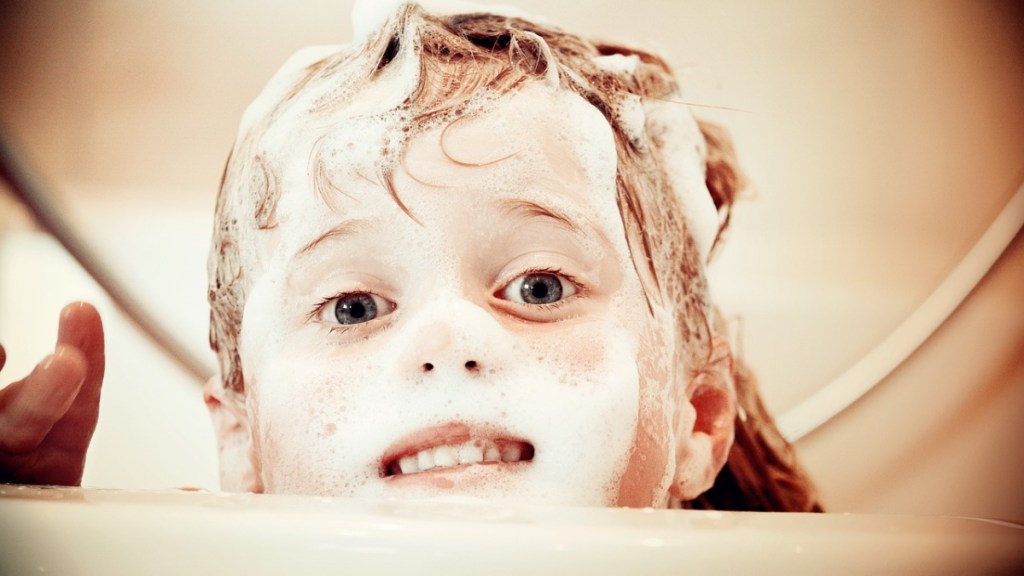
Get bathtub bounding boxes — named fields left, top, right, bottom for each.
left=1, top=486, right=1020, bottom=575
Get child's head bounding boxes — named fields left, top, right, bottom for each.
left=204, top=2, right=759, bottom=508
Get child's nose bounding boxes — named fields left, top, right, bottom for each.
left=396, top=298, right=507, bottom=379
left=420, top=359, right=480, bottom=374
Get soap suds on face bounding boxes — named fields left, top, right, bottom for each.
left=211, top=2, right=726, bottom=507
left=236, top=82, right=663, bottom=505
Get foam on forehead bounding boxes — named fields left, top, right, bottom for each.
left=236, top=1, right=719, bottom=263
left=235, top=40, right=417, bottom=162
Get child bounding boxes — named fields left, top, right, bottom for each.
left=0, top=1, right=821, bottom=511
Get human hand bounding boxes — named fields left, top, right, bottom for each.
left=0, top=302, right=104, bottom=486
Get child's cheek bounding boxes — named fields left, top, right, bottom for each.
left=614, top=316, right=678, bottom=506
left=239, top=287, right=378, bottom=495
left=543, top=313, right=644, bottom=475
left=248, top=350, right=376, bottom=495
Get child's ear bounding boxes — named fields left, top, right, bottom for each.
left=203, top=377, right=263, bottom=493
left=669, top=338, right=737, bottom=501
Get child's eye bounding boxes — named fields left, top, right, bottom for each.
left=319, top=292, right=395, bottom=325
left=501, top=272, right=578, bottom=305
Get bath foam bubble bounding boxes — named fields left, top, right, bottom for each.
left=234, top=45, right=343, bottom=143
left=592, top=53, right=641, bottom=75
left=642, top=99, right=717, bottom=264
left=614, top=94, right=648, bottom=152
left=248, top=110, right=425, bottom=302
left=261, top=75, right=419, bottom=211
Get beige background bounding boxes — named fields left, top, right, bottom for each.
left=0, top=0, right=1022, bottom=520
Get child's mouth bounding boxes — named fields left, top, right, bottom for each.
left=380, top=423, right=535, bottom=478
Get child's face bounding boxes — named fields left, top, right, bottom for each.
left=233, top=83, right=692, bottom=507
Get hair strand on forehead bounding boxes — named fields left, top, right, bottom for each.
left=383, top=166, right=422, bottom=225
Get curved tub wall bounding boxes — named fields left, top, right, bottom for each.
left=1, top=487, right=1022, bottom=575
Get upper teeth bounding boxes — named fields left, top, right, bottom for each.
left=391, top=440, right=527, bottom=475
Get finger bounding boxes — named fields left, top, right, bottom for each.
left=56, top=302, right=105, bottom=407
left=0, top=345, right=87, bottom=454
left=44, top=302, right=105, bottom=457
left=57, top=302, right=104, bottom=359
left=0, top=343, right=6, bottom=372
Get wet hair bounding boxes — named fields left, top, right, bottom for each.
left=208, top=3, right=821, bottom=512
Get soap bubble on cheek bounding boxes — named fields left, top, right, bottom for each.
left=312, top=381, right=350, bottom=437
left=259, top=367, right=354, bottom=488
left=525, top=327, right=641, bottom=503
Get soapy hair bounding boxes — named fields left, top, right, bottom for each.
left=209, top=4, right=821, bottom=512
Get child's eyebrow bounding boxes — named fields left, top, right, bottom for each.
left=498, top=199, right=583, bottom=235
left=293, top=200, right=599, bottom=262
left=295, top=218, right=372, bottom=258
